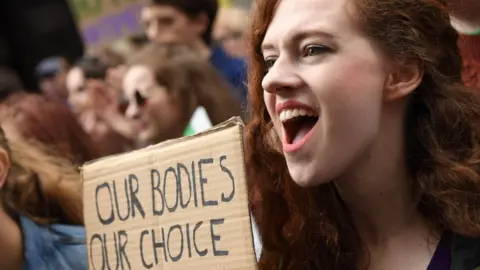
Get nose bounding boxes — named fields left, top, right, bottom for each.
left=261, top=59, right=303, bottom=94
left=125, top=103, right=142, bottom=119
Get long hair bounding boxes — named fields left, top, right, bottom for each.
left=246, top=0, right=480, bottom=269
left=0, top=128, right=83, bottom=225
left=127, top=43, right=242, bottom=125
left=0, top=93, right=100, bottom=166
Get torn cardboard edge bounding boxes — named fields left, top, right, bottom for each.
left=81, top=116, right=245, bottom=175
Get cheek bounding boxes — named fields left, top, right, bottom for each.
left=263, top=91, right=283, bottom=136
left=316, top=55, right=386, bottom=159
left=146, top=93, right=175, bottom=120
left=263, top=91, right=276, bottom=119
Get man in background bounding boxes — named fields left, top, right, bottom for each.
left=448, top=0, right=480, bottom=89
left=141, top=0, right=247, bottom=106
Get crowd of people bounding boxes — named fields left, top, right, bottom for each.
left=0, top=0, right=478, bottom=269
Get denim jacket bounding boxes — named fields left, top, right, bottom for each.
left=21, top=215, right=87, bottom=270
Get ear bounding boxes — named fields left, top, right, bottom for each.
left=0, top=148, right=10, bottom=191
left=384, top=61, right=423, bottom=101
left=191, top=13, right=209, bottom=36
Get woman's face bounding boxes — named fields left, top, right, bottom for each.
left=66, top=67, right=90, bottom=113
left=261, top=0, right=390, bottom=187
left=123, top=65, right=184, bottom=145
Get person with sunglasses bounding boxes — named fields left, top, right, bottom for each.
left=122, top=42, right=242, bottom=148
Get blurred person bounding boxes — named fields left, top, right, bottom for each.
left=66, top=56, right=109, bottom=114
left=122, top=43, right=241, bottom=147
left=95, top=46, right=126, bottom=68
left=35, top=56, right=70, bottom=103
left=0, top=93, right=99, bottom=165
left=0, top=66, right=24, bottom=101
left=214, top=7, right=249, bottom=58
left=447, top=0, right=480, bottom=88
left=247, top=0, right=480, bottom=269
left=0, top=127, right=86, bottom=270
left=66, top=56, right=133, bottom=156
left=141, top=0, right=248, bottom=106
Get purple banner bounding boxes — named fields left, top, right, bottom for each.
left=82, top=4, right=142, bottom=45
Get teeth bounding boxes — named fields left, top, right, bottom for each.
left=279, top=108, right=317, bottom=122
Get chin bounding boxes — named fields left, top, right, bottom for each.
left=286, top=160, right=333, bottom=188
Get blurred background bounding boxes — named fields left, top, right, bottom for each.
left=0, top=0, right=252, bottom=91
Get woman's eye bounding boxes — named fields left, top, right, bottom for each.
left=263, top=57, right=277, bottom=71
left=303, top=45, right=330, bottom=57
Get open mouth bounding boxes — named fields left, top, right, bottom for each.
left=280, top=108, right=319, bottom=145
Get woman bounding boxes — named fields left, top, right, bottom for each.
left=0, top=127, right=86, bottom=269
left=66, top=56, right=132, bottom=156
left=122, top=43, right=242, bottom=147
left=246, top=0, right=480, bottom=269
left=0, top=93, right=99, bottom=166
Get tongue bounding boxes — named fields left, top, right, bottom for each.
left=292, top=120, right=316, bottom=144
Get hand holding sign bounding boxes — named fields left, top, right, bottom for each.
left=82, top=117, right=256, bottom=269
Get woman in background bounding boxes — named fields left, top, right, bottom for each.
left=246, top=0, right=480, bottom=269
left=121, top=43, right=242, bottom=148
left=66, top=56, right=132, bottom=156
left=0, top=127, right=86, bottom=269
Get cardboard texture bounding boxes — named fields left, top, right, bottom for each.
left=82, top=117, right=256, bottom=269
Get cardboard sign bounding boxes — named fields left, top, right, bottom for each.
left=82, top=117, right=256, bottom=269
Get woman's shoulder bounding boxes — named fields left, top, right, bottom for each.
left=20, top=216, right=87, bottom=270
left=451, top=233, right=480, bottom=270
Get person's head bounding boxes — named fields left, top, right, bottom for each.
left=247, top=0, right=480, bottom=268
left=35, top=57, right=69, bottom=101
left=0, top=126, right=83, bottom=226
left=214, top=7, right=249, bottom=58
left=0, top=93, right=99, bottom=166
left=123, top=43, right=241, bottom=145
left=141, top=0, right=218, bottom=45
left=0, top=67, right=24, bottom=101
left=66, top=56, right=108, bottom=113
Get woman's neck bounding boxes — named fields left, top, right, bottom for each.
left=334, top=103, right=432, bottom=247
left=0, top=208, right=23, bottom=270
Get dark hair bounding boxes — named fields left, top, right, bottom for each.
left=72, top=56, right=108, bottom=80
left=149, top=0, right=218, bottom=45
left=129, top=33, right=150, bottom=47
left=246, top=0, right=480, bottom=269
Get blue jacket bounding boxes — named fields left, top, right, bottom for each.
left=210, top=46, right=248, bottom=107
left=21, top=215, right=87, bottom=270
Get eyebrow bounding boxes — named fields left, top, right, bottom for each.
left=261, top=29, right=337, bottom=53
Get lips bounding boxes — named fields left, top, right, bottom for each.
left=276, top=101, right=319, bottom=152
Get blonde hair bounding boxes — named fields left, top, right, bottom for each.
left=215, top=7, right=249, bottom=33
left=0, top=126, right=83, bottom=225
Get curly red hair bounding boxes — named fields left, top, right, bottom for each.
left=246, top=0, right=480, bottom=269
left=1, top=93, right=99, bottom=166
